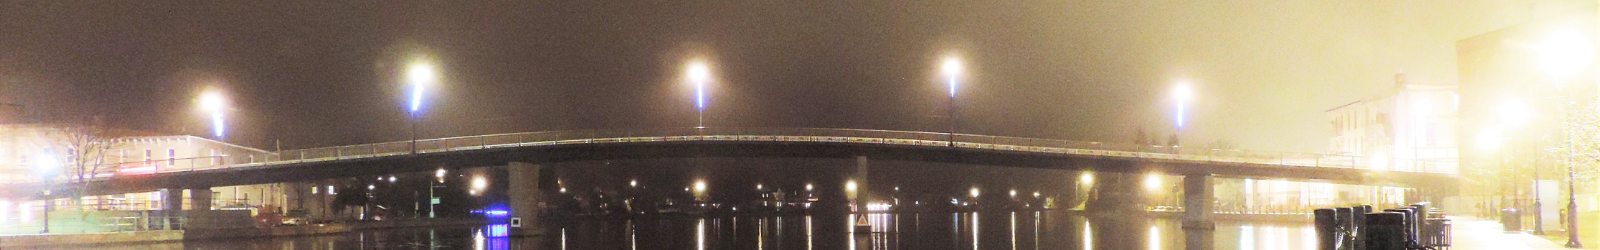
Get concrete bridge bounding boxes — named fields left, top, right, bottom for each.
left=0, top=127, right=1457, bottom=234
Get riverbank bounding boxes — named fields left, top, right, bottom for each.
left=0, top=218, right=486, bottom=249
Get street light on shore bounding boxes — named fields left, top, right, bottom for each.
left=1534, top=28, right=1593, bottom=248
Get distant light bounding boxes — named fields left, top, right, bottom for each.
left=806, top=184, right=814, bottom=191
left=845, top=181, right=858, bottom=192
left=756, top=183, right=763, bottom=190
left=942, top=57, right=962, bottom=97
left=484, top=210, right=509, bottom=217
left=630, top=179, right=639, bottom=188
left=1144, top=174, right=1161, bottom=191
left=1079, top=172, right=1094, bottom=184
left=560, top=187, right=568, bottom=194
left=687, top=61, right=710, bottom=110
left=969, top=187, right=980, bottom=198
left=1536, top=29, right=1594, bottom=78
left=327, top=185, right=336, bottom=195
left=406, top=60, right=438, bottom=113
left=1009, top=190, right=1017, bottom=197
left=1033, top=191, right=1041, bottom=198
left=435, top=168, right=447, bottom=179
left=472, top=176, right=488, bottom=190
left=368, top=184, right=376, bottom=190
left=693, top=180, right=707, bottom=193
left=1497, top=98, right=1530, bottom=127
left=388, top=176, right=397, bottom=183
left=198, top=89, right=227, bottom=138
left=1172, top=82, right=1193, bottom=129
left=894, top=186, right=900, bottom=192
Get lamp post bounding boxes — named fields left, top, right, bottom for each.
left=941, top=57, right=962, bottom=147
left=198, top=89, right=228, bottom=139
left=1171, top=82, right=1193, bottom=150
left=1535, top=29, right=1593, bottom=248
left=34, top=151, right=60, bottom=234
left=687, top=61, right=710, bottom=129
left=406, top=60, right=438, bottom=155
left=1499, top=98, right=1535, bottom=233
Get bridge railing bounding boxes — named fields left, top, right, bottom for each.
left=198, top=127, right=1448, bottom=175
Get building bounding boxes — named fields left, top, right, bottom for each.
left=0, top=124, right=319, bottom=229
left=1326, top=73, right=1460, bottom=174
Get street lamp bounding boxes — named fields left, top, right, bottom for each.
left=941, top=56, right=963, bottom=146
left=969, top=187, right=980, bottom=198
left=1171, top=82, right=1193, bottom=148
left=1497, top=98, right=1541, bottom=233
left=406, top=60, right=438, bottom=155
left=1534, top=28, right=1593, bottom=248
left=198, top=89, right=227, bottom=139
left=687, top=60, right=711, bottom=129
left=430, top=168, right=445, bottom=218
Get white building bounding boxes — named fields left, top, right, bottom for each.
left=1326, top=74, right=1460, bottom=175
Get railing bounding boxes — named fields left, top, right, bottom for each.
left=108, top=127, right=1456, bottom=177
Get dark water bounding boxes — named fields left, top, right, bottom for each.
left=109, top=211, right=1317, bottom=249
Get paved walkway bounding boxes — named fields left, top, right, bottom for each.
left=1450, top=216, right=1572, bottom=250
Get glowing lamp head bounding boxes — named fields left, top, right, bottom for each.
left=435, top=168, right=447, bottom=179
left=941, top=57, right=962, bottom=77
left=805, top=183, right=814, bottom=191
left=1497, top=98, right=1530, bottom=127
left=845, top=181, right=858, bottom=192
left=1079, top=172, right=1094, bottom=184
left=1536, top=29, right=1595, bottom=78
left=1172, top=82, right=1193, bottom=101
left=693, top=180, right=707, bottom=193
left=630, top=180, right=639, bottom=187
left=687, top=62, right=710, bottom=83
left=199, top=90, right=226, bottom=113
left=1143, top=174, right=1161, bottom=191
left=969, top=187, right=980, bottom=198
left=471, top=176, right=488, bottom=190
left=406, top=61, right=438, bottom=86
left=1009, top=190, right=1017, bottom=197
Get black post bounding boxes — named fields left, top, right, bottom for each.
left=1315, top=209, right=1338, bottom=250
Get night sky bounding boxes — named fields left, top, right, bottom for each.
left=0, top=1, right=1559, bottom=152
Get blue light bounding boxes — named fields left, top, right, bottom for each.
left=696, top=81, right=705, bottom=110
left=211, top=112, right=225, bottom=138
left=949, top=76, right=957, bottom=98
left=409, top=84, right=424, bottom=113
left=488, top=223, right=509, bottom=237
left=485, top=210, right=508, bottom=217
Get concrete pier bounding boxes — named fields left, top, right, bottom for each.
left=508, top=162, right=544, bottom=236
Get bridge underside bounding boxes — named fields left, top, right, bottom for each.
left=6, top=140, right=1456, bottom=198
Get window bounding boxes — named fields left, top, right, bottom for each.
left=209, top=150, right=217, bottom=165
left=168, top=149, right=175, bottom=166
left=145, top=150, right=152, bottom=162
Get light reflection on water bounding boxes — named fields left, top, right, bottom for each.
left=104, top=211, right=1317, bottom=249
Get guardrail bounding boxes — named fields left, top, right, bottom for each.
left=97, top=127, right=1460, bottom=177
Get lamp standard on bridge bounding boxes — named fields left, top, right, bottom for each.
left=1170, top=82, right=1193, bottom=149
left=941, top=57, right=963, bottom=147
left=1533, top=28, right=1593, bottom=248
left=406, top=60, right=438, bottom=155
left=687, top=60, right=711, bottom=129
left=198, top=89, right=229, bottom=139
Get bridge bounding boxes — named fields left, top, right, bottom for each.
left=1, top=127, right=1457, bottom=233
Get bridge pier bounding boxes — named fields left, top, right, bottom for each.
left=508, top=162, right=544, bottom=236
left=1183, top=173, right=1214, bottom=230
left=190, top=187, right=213, bottom=211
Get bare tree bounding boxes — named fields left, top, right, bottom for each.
left=47, top=116, right=129, bottom=209
left=1549, top=97, right=1600, bottom=181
